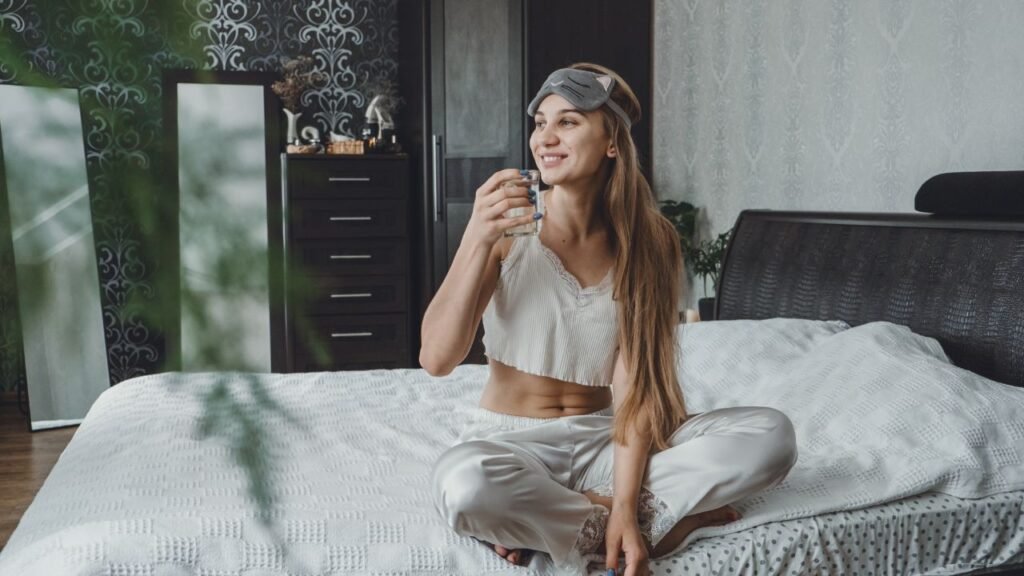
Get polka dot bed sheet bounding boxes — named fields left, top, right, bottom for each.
left=648, top=490, right=1024, bottom=576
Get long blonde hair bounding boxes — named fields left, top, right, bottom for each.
left=571, top=63, right=688, bottom=451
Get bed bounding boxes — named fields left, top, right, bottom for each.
left=1, top=209, right=1023, bottom=576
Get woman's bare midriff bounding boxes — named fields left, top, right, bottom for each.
left=478, top=358, right=612, bottom=418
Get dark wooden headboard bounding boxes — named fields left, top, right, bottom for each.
left=716, top=210, right=1024, bottom=388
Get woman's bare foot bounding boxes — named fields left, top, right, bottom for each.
left=649, top=505, right=741, bottom=558
left=479, top=540, right=533, bottom=566
left=494, top=543, right=527, bottom=565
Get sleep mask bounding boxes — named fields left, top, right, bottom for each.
left=527, top=68, right=632, bottom=129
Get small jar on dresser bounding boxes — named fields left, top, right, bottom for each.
left=280, top=153, right=412, bottom=371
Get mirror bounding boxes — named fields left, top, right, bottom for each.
left=0, top=85, right=110, bottom=431
left=163, top=70, right=283, bottom=372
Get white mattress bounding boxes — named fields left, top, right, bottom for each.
left=1, top=365, right=1022, bottom=575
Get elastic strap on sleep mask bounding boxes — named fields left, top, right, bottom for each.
left=526, top=68, right=633, bottom=129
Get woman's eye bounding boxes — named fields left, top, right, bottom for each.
left=560, top=119, right=576, bottom=127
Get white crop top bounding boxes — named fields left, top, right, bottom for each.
left=481, top=235, right=619, bottom=387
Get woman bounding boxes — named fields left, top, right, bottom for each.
left=420, top=63, right=797, bottom=576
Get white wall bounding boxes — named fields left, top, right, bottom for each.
left=654, top=0, right=1024, bottom=298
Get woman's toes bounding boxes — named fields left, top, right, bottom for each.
left=699, top=505, right=742, bottom=526
left=493, top=544, right=523, bottom=564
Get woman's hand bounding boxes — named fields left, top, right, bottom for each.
left=461, top=169, right=540, bottom=248
left=605, top=508, right=650, bottom=576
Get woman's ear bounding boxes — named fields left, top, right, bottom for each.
left=606, top=143, right=617, bottom=158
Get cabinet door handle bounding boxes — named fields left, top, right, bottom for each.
left=432, top=134, right=444, bottom=222
left=331, top=332, right=373, bottom=338
left=329, top=216, right=373, bottom=222
left=329, top=177, right=371, bottom=182
left=330, top=292, right=373, bottom=299
left=330, top=254, right=372, bottom=260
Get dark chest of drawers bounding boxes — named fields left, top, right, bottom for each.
left=281, top=154, right=413, bottom=371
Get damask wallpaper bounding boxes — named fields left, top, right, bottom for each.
left=653, top=0, right=1024, bottom=299
left=0, top=0, right=399, bottom=391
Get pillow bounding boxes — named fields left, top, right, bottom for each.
left=915, top=170, right=1024, bottom=216
left=671, top=321, right=1024, bottom=544
left=752, top=321, right=1024, bottom=497
left=677, top=318, right=849, bottom=413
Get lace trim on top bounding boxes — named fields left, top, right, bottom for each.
left=535, top=238, right=613, bottom=295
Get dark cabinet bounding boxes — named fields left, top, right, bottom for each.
left=398, top=0, right=653, bottom=364
left=281, top=154, right=413, bottom=371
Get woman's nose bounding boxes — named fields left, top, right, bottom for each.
left=536, top=124, right=558, bottom=145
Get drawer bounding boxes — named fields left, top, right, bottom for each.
left=293, top=313, right=408, bottom=368
left=291, top=198, right=407, bottom=239
left=289, top=159, right=407, bottom=199
left=294, top=356, right=407, bottom=372
left=291, top=238, right=408, bottom=276
left=293, top=275, right=407, bottom=315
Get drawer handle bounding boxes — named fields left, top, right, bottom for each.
left=329, top=216, right=373, bottom=222
left=330, top=292, right=373, bottom=299
left=331, top=332, right=373, bottom=338
left=329, top=177, right=371, bottom=182
left=330, top=254, right=372, bottom=260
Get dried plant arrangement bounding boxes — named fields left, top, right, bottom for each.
left=271, top=55, right=325, bottom=112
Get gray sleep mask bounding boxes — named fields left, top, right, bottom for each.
left=526, top=68, right=632, bottom=129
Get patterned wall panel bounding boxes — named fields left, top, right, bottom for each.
left=654, top=0, right=1024, bottom=299
left=0, top=0, right=399, bottom=391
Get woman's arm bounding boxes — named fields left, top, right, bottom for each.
left=610, top=350, right=652, bottom=514
left=418, top=239, right=501, bottom=376
left=606, top=350, right=653, bottom=575
left=418, top=168, right=537, bottom=376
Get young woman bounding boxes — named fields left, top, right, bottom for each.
left=421, top=63, right=797, bottom=576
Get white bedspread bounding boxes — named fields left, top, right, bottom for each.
left=1, top=321, right=1022, bottom=575
left=675, top=320, right=1024, bottom=544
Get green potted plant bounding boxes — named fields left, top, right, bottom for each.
left=689, top=229, right=732, bottom=320
left=659, top=200, right=732, bottom=320
left=659, top=199, right=698, bottom=255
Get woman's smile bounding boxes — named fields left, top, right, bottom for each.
left=539, top=153, right=567, bottom=168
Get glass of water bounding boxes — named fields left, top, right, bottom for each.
left=502, top=169, right=543, bottom=237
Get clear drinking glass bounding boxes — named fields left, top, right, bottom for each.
left=501, top=169, right=543, bottom=237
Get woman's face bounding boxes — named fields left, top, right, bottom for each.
left=529, top=94, right=615, bottom=188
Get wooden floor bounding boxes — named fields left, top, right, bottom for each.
left=0, top=400, right=76, bottom=550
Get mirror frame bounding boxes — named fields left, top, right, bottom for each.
left=0, top=112, right=23, bottom=427
left=161, top=69, right=284, bottom=372
left=0, top=85, right=109, bottom=431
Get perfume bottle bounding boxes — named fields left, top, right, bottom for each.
left=361, top=118, right=379, bottom=152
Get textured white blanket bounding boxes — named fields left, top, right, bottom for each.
left=676, top=320, right=1024, bottom=547
left=1, top=320, right=1022, bottom=575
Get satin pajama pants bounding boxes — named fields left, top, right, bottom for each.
left=430, top=405, right=797, bottom=570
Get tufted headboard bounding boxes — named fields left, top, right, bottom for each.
left=716, top=210, right=1024, bottom=388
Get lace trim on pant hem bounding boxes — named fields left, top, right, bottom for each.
left=586, top=484, right=676, bottom=548
left=638, top=488, right=675, bottom=547
left=572, top=503, right=609, bottom=556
